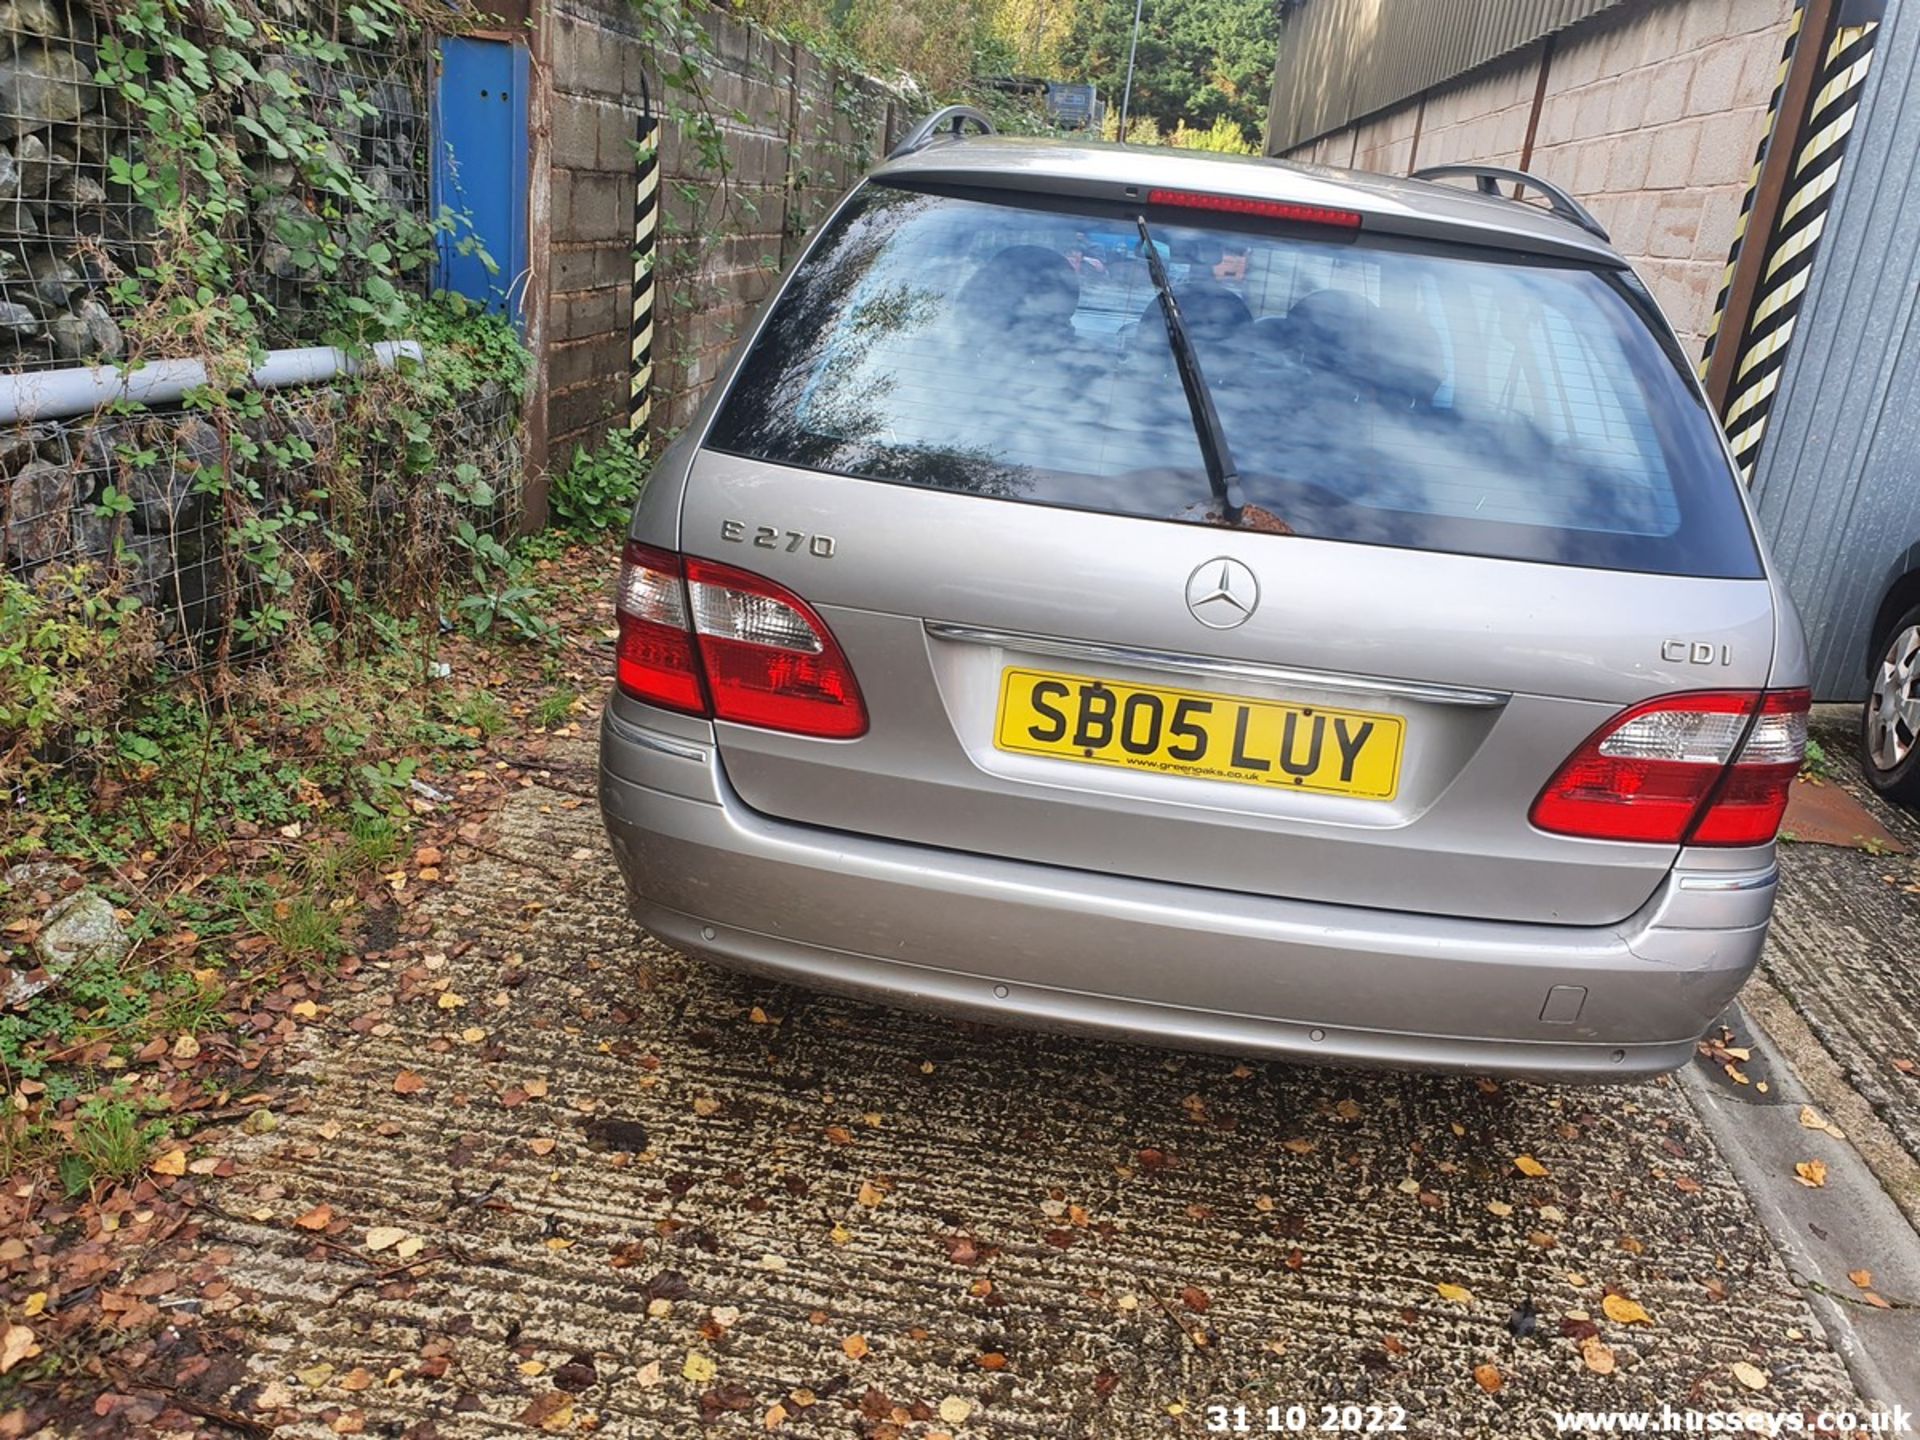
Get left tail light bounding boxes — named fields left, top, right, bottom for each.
left=1530, top=688, right=1809, bottom=847
left=614, top=542, right=867, bottom=739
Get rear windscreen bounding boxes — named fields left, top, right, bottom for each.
left=706, top=182, right=1762, bottom=578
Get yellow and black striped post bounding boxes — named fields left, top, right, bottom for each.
left=629, top=109, right=659, bottom=437
left=1713, top=9, right=1881, bottom=479
left=1698, top=3, right=1806, bottom=385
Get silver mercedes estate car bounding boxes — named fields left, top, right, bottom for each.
left=598, top=111, right=1808, bottom=1081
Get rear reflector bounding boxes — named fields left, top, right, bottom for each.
left=614, top=542, right=867, bottom=739
left=1530, top=688, right=1809, bottom=847
left=1146, top=187, right=1362, bottom=229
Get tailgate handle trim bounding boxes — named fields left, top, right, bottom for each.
left=925, top=623, right=1510, bottom=708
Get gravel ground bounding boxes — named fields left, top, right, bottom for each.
left=201, top=735, right=1866, bottom=1438
left=1766, top=712, right=1920, bottom=1184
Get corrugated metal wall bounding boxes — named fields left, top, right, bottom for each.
left=1264, top=0, right=1628, bottom=153
left=1747, top=0, right=1917, bottom=701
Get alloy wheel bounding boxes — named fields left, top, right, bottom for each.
left=1869, top=622, right=1920, bottom=772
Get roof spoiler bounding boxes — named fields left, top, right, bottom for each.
left=1410, top=163, right=1610, bottom=244
left=889, top=105, right=997, bottom=159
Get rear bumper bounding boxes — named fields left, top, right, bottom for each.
left=599, top=708, right=1774, bottom=1081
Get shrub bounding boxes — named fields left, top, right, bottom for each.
left=550, top=430, right=649, bottom=534
left=0, top=567, right=158, bottom=776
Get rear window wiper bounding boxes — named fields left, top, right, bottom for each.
left=1136, top=215, right=1245, bottom=526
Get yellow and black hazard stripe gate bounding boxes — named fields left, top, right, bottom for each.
left=1702, top=0, right=1883, bottom=479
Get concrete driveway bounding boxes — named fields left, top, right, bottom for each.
left=186, top=729, right=1912, bottom=1438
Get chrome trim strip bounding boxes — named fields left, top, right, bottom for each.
left=1677, top=868, right=1778, bottom=893
left=924, top=622, right=1510, bottom=708
left=606, top=710, right=710, bottom=763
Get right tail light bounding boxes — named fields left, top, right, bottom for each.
left=1530, top=688, right=1810, bottom=847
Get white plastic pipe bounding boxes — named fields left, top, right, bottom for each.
left=0, top=340, right=425, bottom=425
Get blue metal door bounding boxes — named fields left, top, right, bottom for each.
left=432, top=37, right=530, bottom=323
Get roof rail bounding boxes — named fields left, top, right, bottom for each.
left=888, top=105, right=996, bottom=160
left=1410, top=163, right=1610, bottom=244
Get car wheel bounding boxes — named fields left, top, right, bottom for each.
left=1863, top=603, right=1920, bottom=802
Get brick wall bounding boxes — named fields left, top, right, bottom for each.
left=1280, top=0, right=1795, bottom=360
left=539, top=0, right=902, bottom=471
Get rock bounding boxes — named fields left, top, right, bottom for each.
left=46, top=309, right=84, bottom=358
left=126, top=415, right=221, bottom=533
left=35, top=889, right=126, bottom=969
left=0, top=48, right=90, bottom=138
left=22, top=251, right=78, bottom=310
left=2, top=874, right=121, bottom=1008
left=3, top=859, right=78, bottom=894
left=70, top=116, right=109, bottom=164
left=0, top=146, right=16, bottom=202
left=3, top=457, right=70, bottom=563
left=0, top=423, right=51, bottom=476
left=80, top=298, right=119, bottom=356
left=11, top=130, right=63, bottom=199
left=118, top=530, right=171, bottom=611
left=0, top=1, right=64, bottom=52
left=52, top=172, right=103, bottom=207
left=0, top=299, right=35, bottom=339
left=68, top=500, right=110, bottom=559
left=48, top=299, right=117, bottom=360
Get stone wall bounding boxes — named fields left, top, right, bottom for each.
left=1281, top=0, right=1796, bottom=360
left=540, top=0, right=904, bottom=466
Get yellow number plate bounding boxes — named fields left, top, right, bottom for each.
left=993, top=667, right=1404, bottom=800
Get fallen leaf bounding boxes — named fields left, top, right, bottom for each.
left=395, top=1236, right=426, bottom=1260
left=0, top=1324, right=40, bottom=1375
left=1282, top=1138, right=1315, bottom=1155
left=938, top=1396, right=973, bottom=1424
left=392, top=1070, right=427, bottom=1095
left=1731, top=1361, right=1768, bottom=1392
left=1513, top=1155, right=1549, bottom=1178
left=340, top=1368, right=374, bottom=1392
left=1436, top=1283, right=1474, bottom=1305
left=1486, top=1200, right=1514, bottom=1217
left=294, top=1204, right=333, bottom=1231
left=150, top=1149, right=187, bottom=1177
left=1180, top=1285, right=1210, bottom=1313
left=693, top=1097, right=723, bottom=1117
left=171, top=1034, right=201, bottom=1061
left=1799, top=1105, right=1828, bottom=1130
left=1579, top=1335, right=1615, bottom=1375
left=841, top=1334, right=869, bottom=1360
left=1793, top=1160, right=1828, bottom=1188
left=21, top=1293, right=45, bottom=1318
left=530, top=1137, right=556, bottom=1156
left=1472, top=1363, right=1502, bottom=1394
left=1848, top=1269, right=1873, bottom=1288
left=1601, top=1294, right=1652, bottom=1326
left=683, top=1351, right=717, bottom=1383
left=764, top=1403, right=789, bottom=1430
left=364, top=1226, right=407, bottom=1253
left=297, top=1363, right=335, bottom=1389
left=857, top=1179, right=886, bottom=1207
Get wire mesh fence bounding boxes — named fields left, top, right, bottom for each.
left=2, top=369, right=523, bottom=660
left=0, top=1, right=525, bottom=680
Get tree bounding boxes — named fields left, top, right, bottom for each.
left=1064, top=0, right=1278, bottom=146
